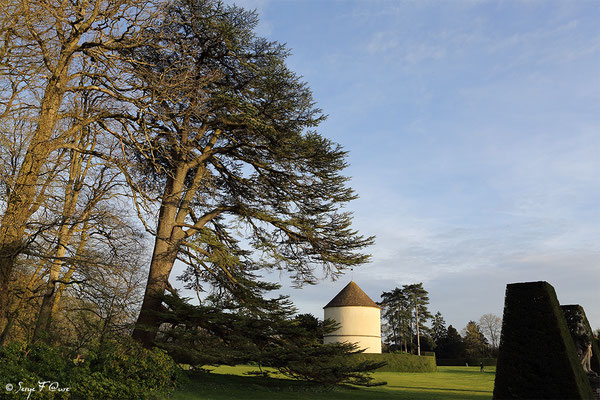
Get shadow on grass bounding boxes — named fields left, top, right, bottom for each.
left=437, top=369, right=496, bottom=375
left=387, top=385, right=491, bottom=393
left=173, top=371, right=493, bottom=400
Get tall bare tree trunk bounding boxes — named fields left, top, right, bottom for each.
left=415, top=301, right=421, bottom=356
left=33, top=146, right=88, bottom=340
left=0, top=79, right=67, bottom=320
left=33, top=245, right=68, bottom=341
left=50, top=227, right=90, bottom=318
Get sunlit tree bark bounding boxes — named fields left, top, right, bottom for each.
left=0, top=0, right=153, bottom=323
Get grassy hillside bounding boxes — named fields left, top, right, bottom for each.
left=174, top=365, right=495, bottom=400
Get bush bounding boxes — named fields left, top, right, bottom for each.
left=351, top=352, right=436, bottom=372
left=0, top=341, right=71, bottom=399
left=493, top=281, right=593, bottom=399
left=0, top=338, right=182, bottom=400
left=70, top=339, right=182, bottom=399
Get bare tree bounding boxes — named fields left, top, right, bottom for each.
left=52, top=215, right=147, bottom=348
left=0, top=0, right=153, bottom=322
left=479, top=313, right=502, bottom=351
left=32, top=129, right=128, bottom=340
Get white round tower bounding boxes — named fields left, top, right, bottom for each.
left=323, top=281, right=382, bottom=353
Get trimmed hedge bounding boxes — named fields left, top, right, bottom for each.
left=351, top=352, right=436, bottom=372
left=493, top=281, right=593, bottom=399
left=437, top=358, right=497, bottom=367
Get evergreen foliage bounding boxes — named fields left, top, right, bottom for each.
left=379, top=283, right=431, bottom=353
left=493, top=281, right=593, bottom=399
left=154, top=291, right=385, bottom=386
left=436, top=325, right=465, bottom=359
left=114, top=0, right=374, bottom=346
left=431, top=311, right=448, bottom=345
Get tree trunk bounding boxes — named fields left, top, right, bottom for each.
left=0, top=261, right=44, bottom=343
left=50, top=226, right=90, bottom=318
left=131, top=235, right=178, bottom=347
left=132, top=170, right=186, bottom=347
left=33, top=145, right=90, bottom=341
left=33, top=246, right=66, bottom=341
left=0, top=79, right=66, bottom=320
left=415, top=302, right=421, bottom=356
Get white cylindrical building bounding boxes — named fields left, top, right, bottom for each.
left=323, top=281, right=382, bottom=353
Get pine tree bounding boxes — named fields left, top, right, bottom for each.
left=431, top=311, right=448, bottom=346
left=379, top=288, right=411, bottom=351
left=379, top=283, right=431, bottom=354
left=436, top=325, right=465, bottom=359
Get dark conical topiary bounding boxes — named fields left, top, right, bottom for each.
left=493, top=281, right=593, bottom=399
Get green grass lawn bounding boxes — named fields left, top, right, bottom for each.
left=173, top=365, right=496, bottom=400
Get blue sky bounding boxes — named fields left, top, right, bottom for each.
left=210, top=0, right=600, bottom=330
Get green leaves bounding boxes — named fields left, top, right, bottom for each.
left=118, top=0, right=373, bottom=291
left=155, top=292, right=384, bottom=386
left=0, top=339, right=181, bottom=400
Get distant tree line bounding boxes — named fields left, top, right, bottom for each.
left=379, top=283, right=502, bottom=359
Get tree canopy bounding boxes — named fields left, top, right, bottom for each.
left=379, top=283, right=431, bottom=354
left=0, top=0, right=374, bottom=353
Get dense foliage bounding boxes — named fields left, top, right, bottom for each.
left=463, top=321, right=489, bottom=358
left=431, top=312, right=447, bottom=344
left=435, top=325, right=466, bottom=360
left=112, top=0, right=374, bottom=346
left=0, top=338, right=181, bottom=399
left=154, top=292, right=385, bottom=386
left=379, top=283, right=431, bottom=353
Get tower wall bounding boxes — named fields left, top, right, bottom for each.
left=323, top=306, right=381, bottom=353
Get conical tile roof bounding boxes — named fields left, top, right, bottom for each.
left=323, top=281, right=381, bottom=309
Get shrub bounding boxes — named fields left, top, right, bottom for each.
left=493, top=281, right=593, bottom=399
left=70, top=338, right=182, bottom=399
left=0, top=341, right=71, bottom=399
left=0, top=338, right=182, bottom=400
left=351, top=352, right=436, bottom=372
